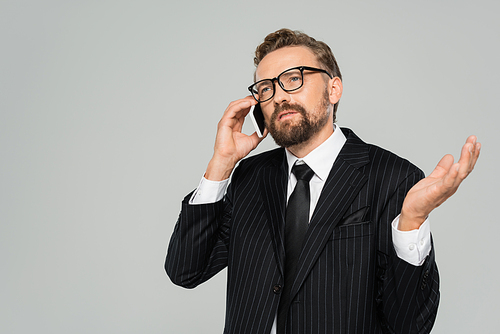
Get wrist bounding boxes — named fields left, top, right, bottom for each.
left=399, top=210, right=427, bottom=231
left=205, top=155, right=235, bottom=181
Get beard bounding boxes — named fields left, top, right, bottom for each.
left=268, top=90, right=331, bottom=148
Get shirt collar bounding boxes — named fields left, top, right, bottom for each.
left=285, top=124, right=347, bottom=181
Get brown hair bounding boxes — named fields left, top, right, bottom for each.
left=254, top=29, right=342, bottom=115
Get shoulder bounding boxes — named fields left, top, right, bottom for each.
left=368, top=144, right=423, bottom=178
left=340, top=127, right=424, bottom=181
left=228, top=147, right=285, bottom=183
left=225, top=148, right=285, bottom=199
left=237, top=147, right=285, bottom=171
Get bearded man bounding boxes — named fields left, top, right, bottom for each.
left=165, top=29, right=480, bottom=334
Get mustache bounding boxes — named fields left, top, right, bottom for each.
left=272, top=102, right=307, bottom=120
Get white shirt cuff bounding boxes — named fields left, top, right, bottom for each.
left=391, top=215, right=431, bottom=266
left=189, top=176, right=229, bottom=204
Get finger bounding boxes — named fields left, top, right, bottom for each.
left=225, top=106, right=250, bottom=126
left=233, top=118, right=244, bottom=133
left=224, top=96, right=256, bottom=118
left=467, top=135, right=481, bottom=172
left=225, top=95, right=256, bottom=109
left=219, top=97, right=257, bottom=129
left=456, top=142, right=474, bottom=179
left=428, top=154, right=454, bottom=179
left=464, top=135, right=478, bottom=171
left=445, top=135, right=482, bottom=189
left=247, top=131, right=267, bottom=150
left=465, top=135, right=477, bottom=145
left=251, top=126, right=269, bottom=141
left=467, top=136, right=477, bottom=170
left=442, top=162, right=460, bottom=190
left=470, top=142, right=481, bottom=171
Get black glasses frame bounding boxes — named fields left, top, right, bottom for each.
left=248, top=66, right=333, bottom=103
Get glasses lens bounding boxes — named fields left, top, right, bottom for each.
left=279, top=68, right=303, bottom=91
left=253, top=80, right=274, bottom=102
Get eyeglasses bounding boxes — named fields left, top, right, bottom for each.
left=248, top=66, right=333, bottom=103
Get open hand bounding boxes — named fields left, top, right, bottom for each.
left=399, top=135, right=481, bottom=231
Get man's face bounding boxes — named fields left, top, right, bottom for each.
left=255, top=46, right=341, bottom=148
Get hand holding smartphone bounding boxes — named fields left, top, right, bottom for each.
left=249, top=103, right=266, bottom=138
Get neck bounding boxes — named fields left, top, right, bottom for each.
left=286, top=124, right=334, bottom=158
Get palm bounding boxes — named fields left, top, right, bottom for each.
left=400, top=136, right=480, bottom=229
left=403, top=155, right=457, bottom=219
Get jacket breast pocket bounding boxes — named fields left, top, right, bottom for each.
left=329, top=221, right=374, bottom=267
left=330, top=220, right=373, bottom=240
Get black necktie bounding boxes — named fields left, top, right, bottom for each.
left=277, top=163, right=315, bottom=334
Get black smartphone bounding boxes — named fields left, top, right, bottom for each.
left=249, top=103, right=265, bottom=138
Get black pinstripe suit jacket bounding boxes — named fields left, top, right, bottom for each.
left=166, top=128, right=439, bottom=334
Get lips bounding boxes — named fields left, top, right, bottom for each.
left=272, top=102, right=306, bottom=124
left=278, top=111, right=299, bottom=121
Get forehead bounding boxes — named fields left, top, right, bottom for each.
left=255, top=46, right=320, bottom=81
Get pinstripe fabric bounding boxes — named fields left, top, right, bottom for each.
left=166, top=128, right=439, bottom=333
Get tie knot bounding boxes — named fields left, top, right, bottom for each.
left=292, top=163, right=315, bottom=182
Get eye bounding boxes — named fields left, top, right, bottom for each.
left=259, top=86, right=270, bottom=94
left=257, top=82, right=273, bottom=95
left=281, top=70, right=302, bottom=87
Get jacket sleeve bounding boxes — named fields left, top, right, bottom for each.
left=165, top=185, right=233, bottom=289
left=376, top=169, right=440, bottom=334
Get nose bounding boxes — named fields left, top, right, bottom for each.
left=272, top=81, right=291, bottom=105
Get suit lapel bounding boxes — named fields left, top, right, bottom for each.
left=260, top=150, right=288, bottom=276
left=290, top=129, right=370, bottom=298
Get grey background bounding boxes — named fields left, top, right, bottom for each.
left=1, top=0, right=498, bottom=333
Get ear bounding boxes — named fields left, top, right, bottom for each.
left=327, top=77, right=343, bottom=105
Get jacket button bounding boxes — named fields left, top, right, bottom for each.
left=273, top=284, right=282, bottom=294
